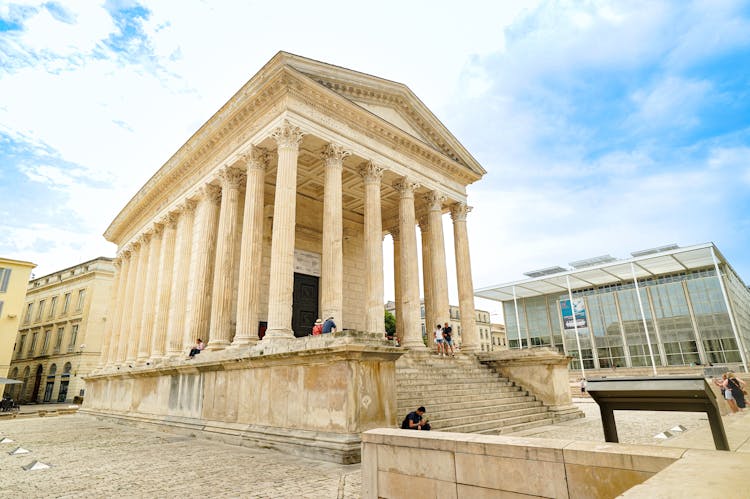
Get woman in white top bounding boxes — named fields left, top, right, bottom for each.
left=434, top=324, right=444, bottom=356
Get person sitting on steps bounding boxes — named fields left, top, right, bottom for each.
left=401, top=406, right=431, bottom=431
left=188, top=339, right=205, bottom=359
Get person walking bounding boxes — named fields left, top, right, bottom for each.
left=443, top=322, right=454, bottom=357
left=726, top=372, right=747, bottom=411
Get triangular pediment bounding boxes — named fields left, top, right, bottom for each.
left=274, top=52, right=485, bottom=176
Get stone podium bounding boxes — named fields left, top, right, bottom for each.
left=83, top=331, right=402, bottom=463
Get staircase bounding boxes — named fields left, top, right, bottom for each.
left=396, top=352, right=583, bottom=435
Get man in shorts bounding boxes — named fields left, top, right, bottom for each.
left=443, top=322, right=454, bottom=357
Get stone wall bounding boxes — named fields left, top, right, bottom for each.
left=362, top=429, right=685, bottom=498
left=83, top=332, right=402, bottom=464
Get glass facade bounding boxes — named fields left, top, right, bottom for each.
left=502, top=265, right=750, bottom=371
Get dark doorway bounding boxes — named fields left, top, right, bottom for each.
left=31, top=365, right=43, bottom=403
left=292, top=273, right=319, bottom=338
left=58, top=379, right=69, bottom=402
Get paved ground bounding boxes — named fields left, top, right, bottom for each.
left=0, top=414, right=361, bottom=498
left=1, top=400, right=744, bottom=498
left=506, top=398, right=714, bottom=445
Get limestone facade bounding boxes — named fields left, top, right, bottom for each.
left=98, top=51, right=485, bottom=366
left=491, top=322, right=508, bottom=351
left=0, top=257, right=36, bottom=378
left=5, top=257, right=114, bottom=402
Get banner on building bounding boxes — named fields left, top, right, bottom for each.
left=560, top=298, right=587, bottom=329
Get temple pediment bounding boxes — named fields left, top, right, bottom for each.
left=275, top=52, right=484, bottom=176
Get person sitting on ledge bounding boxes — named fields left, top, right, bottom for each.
left=322, top=316, right=337, bottom=334
left=188, top=339, right=205, bottom=359
left=401, top=406, right=430, bottom=431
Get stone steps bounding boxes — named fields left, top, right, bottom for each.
left=439, top=411, right=553, bottom=434
left=396, top=352, right=581, bottom=437
left=429, top=404, right=547, bottom=429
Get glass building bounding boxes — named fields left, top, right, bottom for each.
left=475, top=243, right=750, bottom=373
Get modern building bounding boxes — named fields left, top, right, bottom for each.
left=490, top=323, right=508, bottom=351
left=475, top=243, right=750, bottom=373
left=5, top=257, right=114, bottom=403
left=0, top=257, right=36, bottom=377
left=385, top=301, right=494, bottom=351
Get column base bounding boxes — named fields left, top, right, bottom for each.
left=402, top=340, right=428, bottom=350
left=262, top=329, right=295, bottom=341
left=230, top=336, right=258, bottom=347
left=206, top=340, right=230, bottom=351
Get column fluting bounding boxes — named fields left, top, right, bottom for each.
left=394, top=178, right=426, bottom=350
left=207, top=167, right=244, bottom=350
left=265, top=121, right=304, bottom=340
left=167, top=200, right=196, bottom=355
left=108, top=250, right=130, bottom=364
left=234, top=147, right=269, bottom=346
left=427, top=191, right=449, bottom=326
left=451, top=202, right=478, bottom=352
left=151, top=212, right=177, bottom=359
left=186, top=184, right=221, bottom=347
left=391, top=228, right=403, bottom=345
left=137, top=224, right=163, bottom=361
left=360, top=161, right=384, bottom=334
left=320, top=143, right=349, bottom=325
left=419, top=217, right=434, bottom=343
left=98, top=257, right=121, bottom=368
left=127, top=233, right=151, bottom=362
left=117, top=241, right=140, bottom=363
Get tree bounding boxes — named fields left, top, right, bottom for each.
left=384, top=310, right=396, bottom=338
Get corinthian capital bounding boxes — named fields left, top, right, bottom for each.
left=425, top=191, right=447, bottom=212
left=242, top=145, right=270, bottom=171
left=450, top=202, right=473, bottom=222
left=160, top=212, right=178, bottom=228
left=271, top=121, right=304, bottom=149
left=322, top=143, right=350, bottom=166
left=359, top=161, right=384, bottom=183
left=198, top=183, right=222, bottom=204
left=393, top=178, right=420, bottom=197
left=218, top=166, right=245, bottom=189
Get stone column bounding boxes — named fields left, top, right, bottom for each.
left=186, top=184, right=221, bottom=347
left=98, top=257, right=121, bottom=368
left=451, top=203, right=478, bottom=353
left=419, top=217, right=433, bottom=344
left=391, top=228, right=404, bottom=344
left=151, top=213, right=177, bottom=359
left=117, top=241, right=140, bottom=363
left=427, top=191, right=449, bottom=325
left=207, top=166, right=244, bottom=350
left=127, top=233, right=151, bottom=362
left=320, top=143, right=349, bottom=325
left=167, top=200, right=196, bottom=356
left=137, top=224, right=163, bottom=361
left=265, top=121, right=304, bottom=340
left=109, top=250, right=131, bottom=364
left=360, top=161, right=385, bottom=334
left=234, top=147, right=269, bottom=346
left=394, top=179, right=426, bottom=350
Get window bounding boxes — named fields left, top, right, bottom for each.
left=42, top=330, right=51, bottom=354
left=68, top=324, right=79, bottom=352
left=62, top=293, right=71, bottom=314
left=76, top=289, right=86, bottom=312
left=24, top=303, right=32, bottom=323
left=17, top=334, right=26, bottom=357
left=55, top=327, right=64, bottom=353
left=48, top=296, right=58, bottom=318
left=29, top=332, right=38, bottom=356
left=36, top=300, right=46, bottom=321
left=0, top=267, right=10, bottom=292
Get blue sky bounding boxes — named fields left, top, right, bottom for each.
left=1, top=1, right=749, bottom=318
